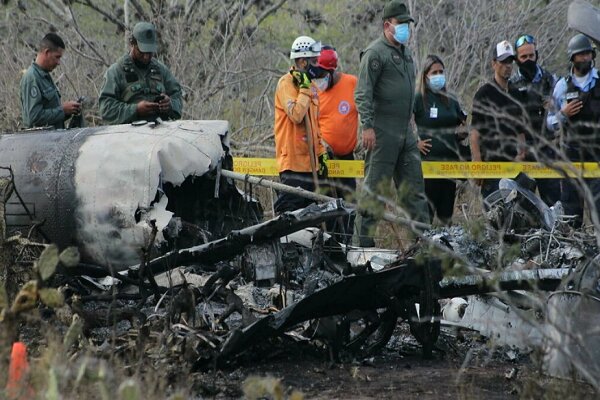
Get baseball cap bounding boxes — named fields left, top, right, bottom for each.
left=495, top=40, right=515, bottom=62
left=383, top=0, right=414, bottom=23
left=132, top=22, right=158, bottom=53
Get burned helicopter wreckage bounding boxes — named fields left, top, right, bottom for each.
left=439, top=176, right=600, bottom=386
left=0, top=120, right=261, bottom=269
left=2, top=120, right=600, bottom=387
left=126, top=173, right=600, bottom=385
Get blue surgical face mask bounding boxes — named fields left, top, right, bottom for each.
left=428, top=74, right=446, bottom=91
left=393, top=23, right=410, bottom=45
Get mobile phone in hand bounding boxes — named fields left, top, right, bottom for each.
left=154, top=94, right=165, bottom=103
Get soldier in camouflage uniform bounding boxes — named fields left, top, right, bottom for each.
left=352, top=0, right=429, bottom=247
left=20, top=33, right=82, bottom=129
left=99, top=22, right=182, bottom=125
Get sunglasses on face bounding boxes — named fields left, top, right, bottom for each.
left=515, top=34, right=535, bottom=49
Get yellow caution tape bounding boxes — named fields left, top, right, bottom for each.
left=232, top=158, right=600, bottom=179
left=232, top=158, right=363, bottom=178
left=232, top=158, right=279, bottom=177
left=422, top=161, right=600, bottom=179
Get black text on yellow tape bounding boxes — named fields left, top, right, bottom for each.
left=232, top=158, right=365, bottom=178
left=232, top=158, right=600, bottom=179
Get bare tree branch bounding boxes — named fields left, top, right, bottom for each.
left=129, top=0, right=150, bottom=22
left=67, top=5, right=110, bottom=67
left=256, top=0, right=288, bottom=26
left=75, top=0, right=127, bottom=31
left=68, top=42, right=110, bottom=66
left=124, top=0, right=131, bottom=27
left=34, top=0, right=71, bottom=21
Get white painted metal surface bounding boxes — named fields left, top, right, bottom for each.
left=74, top=120, right=229, bottom=268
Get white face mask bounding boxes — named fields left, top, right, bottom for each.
left=314, top=75, right=330, bottom=91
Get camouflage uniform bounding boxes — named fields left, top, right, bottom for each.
left=99, top=54, right=183, bottom=124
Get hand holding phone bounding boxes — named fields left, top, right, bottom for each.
left=562, top=100, right=583, bottom=117
left=156, top=94, right=171, bottom=113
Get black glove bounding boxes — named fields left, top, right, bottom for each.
left=290, top=70, right=311, bottom=89
left=318, top=153, right=329, bottom=178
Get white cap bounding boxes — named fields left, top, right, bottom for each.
left=495, top=40, right=515, bottom=61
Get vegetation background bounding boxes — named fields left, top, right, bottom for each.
left=0, top=0, right=580, bottom=152
left=1, top=2, right=600, bottom=398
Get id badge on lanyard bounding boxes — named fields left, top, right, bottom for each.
left=430, top=106, right=438, bottom=119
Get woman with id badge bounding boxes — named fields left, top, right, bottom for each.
left=413, top=55, right=467, bottom=224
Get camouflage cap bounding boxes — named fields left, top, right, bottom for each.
left=132, top=22, right=158, bottom=53
left=382, top=0, right=414, bottom=23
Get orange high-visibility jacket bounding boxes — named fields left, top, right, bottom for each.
left=317, top=73, right=358, bottom=156
left=274, top=72, right=325, bottom=173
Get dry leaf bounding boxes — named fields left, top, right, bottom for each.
left=118, top=379, right=141, bottom=400
left=37, top=244, right=59, bottom=281
left=11, top=280, right=38, bottom=313
left=39, top=288, right=64, bottom=308
left=64, top=314, right=83, bottom=348
left=59, top=247, right=81, bottom=268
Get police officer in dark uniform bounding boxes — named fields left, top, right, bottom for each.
left=509, top=34, right=561, bottom=206
left=548, top=33, right=600, bottom=227
left=99, top=22, right=182, bottom=124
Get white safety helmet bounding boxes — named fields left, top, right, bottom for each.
left=290, top=36, right=322, bottom=59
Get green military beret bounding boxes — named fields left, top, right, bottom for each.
left=382, top=0, right=414, bottom=23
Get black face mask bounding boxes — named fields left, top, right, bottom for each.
left=307, top=64, right=325, bottom=80
left=574, top=60, right=593, bottom=75
left=518, top=59, right=538, bottom=81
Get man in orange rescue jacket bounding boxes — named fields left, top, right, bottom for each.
left=314, top=45, right=359, bottom=242
left=273, top=35, right=328, bottom=213
left=314, top=45, right=358, bottom=193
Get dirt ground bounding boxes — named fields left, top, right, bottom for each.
left=8, top=312, right=594, bottom=400
left=232, top=348, right=519, bottom=399
left=185, top=325, right=592, bottom=400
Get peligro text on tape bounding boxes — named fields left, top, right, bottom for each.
left=423, top=162, right=600, bottom=178
left=233, top=157, right=278, bottom=176
left=232, top=158, right=600, bottom=179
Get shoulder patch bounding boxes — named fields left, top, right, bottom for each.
left=30, top=86, right=38, bottom=98
left=370, top=58, right=381, bottom=71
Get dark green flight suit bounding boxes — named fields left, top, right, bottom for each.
left=99, top=54, right=183, bottom=124
left=353, top=35, right=429, bottom=247
left=20, top=63, right=65, bottom=129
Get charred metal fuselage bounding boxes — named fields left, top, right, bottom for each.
left=0, top=121, right=260, bottom=270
